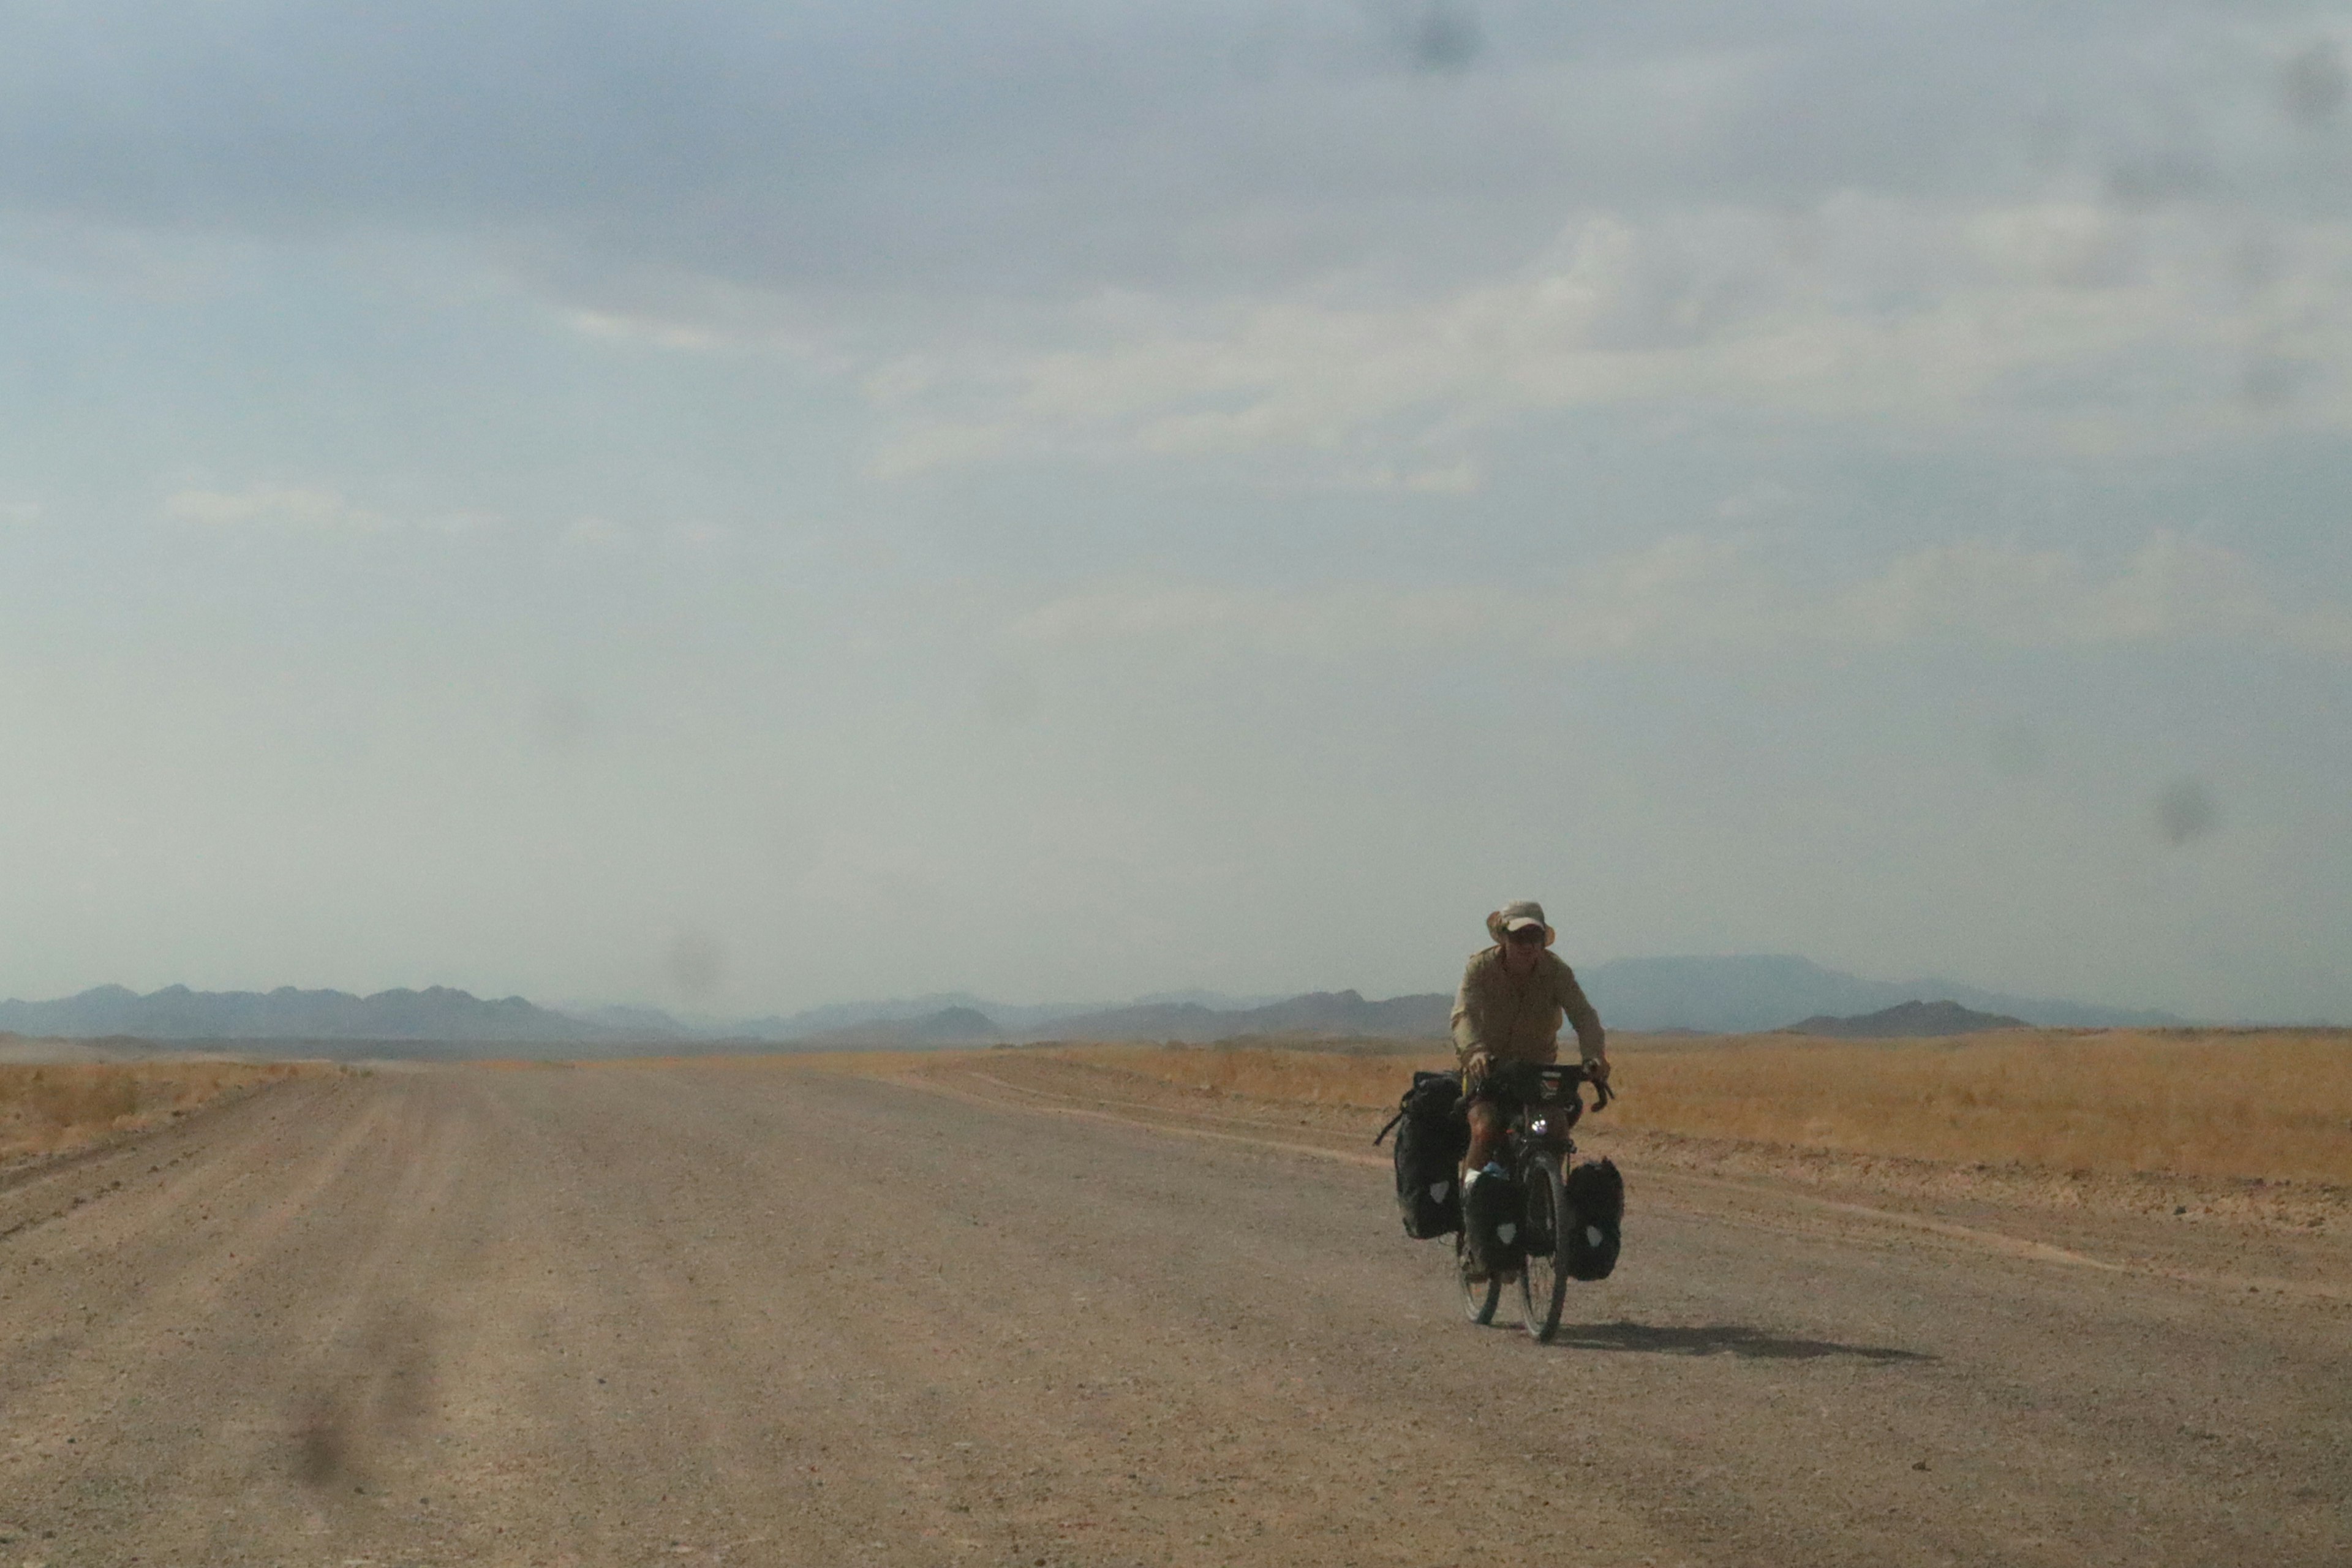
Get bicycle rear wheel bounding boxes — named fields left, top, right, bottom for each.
left=1455, top=1230, right=1501, bottom=1325
left=1519, top=1159, right=1570, bottom=1342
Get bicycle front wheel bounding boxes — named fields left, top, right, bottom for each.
left=1456, top=1229, right=1501, bottom=1325
left=1519, top=1159, right=1570, bottom=1342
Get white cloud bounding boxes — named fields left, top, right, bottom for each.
left=15, top=1, right=2352, bottom=494
left=561, top=516, right=634, bottom=548
left=1833, top=534, right=2352, bottom=655
left=420, top=511, right=504, bottom=537
left=1011, top=533, right=2352, bottom=663
left=548, top=515, right=740, bottom=552
left=850, top=198, right=2352, bottom=475
left=562, top=308, right=733, bottom=355
left=162, top=485, right=384, bottom=532
left=1010, top=535, right=1773, bottom=658
left=158, top=486, right=511, bottom=538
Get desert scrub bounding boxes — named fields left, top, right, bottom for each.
left=1049, top=1041, right=1441, bottom=1112
left=1035, top=1030, right=2352, bottom=1186
left=1599, top=1030, right=2352, bottom=1186
left=0, top=1060, right=310, bottom=1160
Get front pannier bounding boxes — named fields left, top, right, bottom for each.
left=1379, top=1071, right=1470, bottom=1239
left=1562, top=1157, right=1624, bottom=1281
left=1461, top=1167, right=1526, bottom=1276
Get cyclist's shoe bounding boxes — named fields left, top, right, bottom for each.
left=1456, top=1229, right=1490, bottom=1284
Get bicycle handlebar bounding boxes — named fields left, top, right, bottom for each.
left=1500, top=1062, right=1609, bottom=1116
left=1537, top=1062, right=1613, bottom=1113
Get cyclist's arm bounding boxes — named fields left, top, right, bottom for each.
left=1554, top=960, right=1607, bottom=1069
left=1450, top=957, right=1493, bottom=1077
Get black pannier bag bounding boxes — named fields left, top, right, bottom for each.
left=1377, top=1071, right=1470, bottom=1239
left=1461, top=1167, right=1525, bottom=1276
left=1562, top=1157, right=1624, bottom=1281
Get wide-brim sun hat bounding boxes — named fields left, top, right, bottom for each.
left=1487, top=900, right=1556, bottom=948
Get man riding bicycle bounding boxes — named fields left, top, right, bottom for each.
left=1451, top=900, right=1611, bottom=1243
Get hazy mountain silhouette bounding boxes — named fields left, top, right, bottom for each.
left=561, top=1002, right=694, bottom=1036
left=0, top=957, right=2184, bottom=1053
left=797, top=1006, right=1005, bottom=1047
left=1575, top=956, right=2180, bottom=1033
left=1009, top=959, right=2179, bottom=1041
left=731, top=990, right=1278, bottom=1040
left=1031, top=989, right=1452, bottom=1042
left=0, top=984, right=607, bottom=1043
left=1782, top=999, right=2030, bottom=1037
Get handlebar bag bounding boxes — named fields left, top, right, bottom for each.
left=1389, top=1071, right=1470, bottom=1240
left=1563, top=1157, right=1624, bottom=1281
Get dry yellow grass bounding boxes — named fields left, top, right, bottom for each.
left=1042, top=1041, right=1441, bottom=1110
left=1035, top=1030, right=2352, bottom=1186
left=0, top=1059, right=312, bottom=1162
left=1608, top=1030, right=2352, bottom=1185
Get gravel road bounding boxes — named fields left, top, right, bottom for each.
left=1, top=1063, right=2345, bottom=1566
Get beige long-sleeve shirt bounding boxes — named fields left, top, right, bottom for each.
left=1450, top=946, right=1607, bottom=1070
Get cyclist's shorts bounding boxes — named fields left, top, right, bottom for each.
left=1465, top=1059, right=1556, bottom=1114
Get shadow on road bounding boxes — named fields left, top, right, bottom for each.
left=288, top=1300, right=439, bottom=1489
left=1550, top=1319, right=1933, bottom=1362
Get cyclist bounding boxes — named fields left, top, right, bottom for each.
left=1451, top=900, right=1610, bottom=1264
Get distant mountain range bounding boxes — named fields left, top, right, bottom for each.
left=984, top=957, right=2176, bottom=1042
left=0, top=984, right=604, bottom=1045
left=712, top=989, right=1284, bottom=1039
left=1020, top=989, right=1452, bottom=1043
left=680, top=957, right=2182, bottom=1045
left=1575, top=955, right=2182, bottom=1033
left=1782, top=1000, right=2030, bottom=1038
left=0, top=956, right=2193, bottom=1054
left=794, top=1005, right=1007, bottom=1048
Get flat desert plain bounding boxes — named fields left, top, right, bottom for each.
left=1, top=1037, right=2346, bottom=1566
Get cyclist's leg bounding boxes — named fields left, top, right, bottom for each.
left=1465, top=1097, right=1506, bottom=1170
left=1461, top=1095, right=1520, bottom=1284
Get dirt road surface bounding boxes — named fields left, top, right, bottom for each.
left=2, top=1063, right=2346, bottom=1566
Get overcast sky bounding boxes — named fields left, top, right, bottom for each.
left=2, top=1, right=2348, bottom=1021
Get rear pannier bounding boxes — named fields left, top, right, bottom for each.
left=1377, top=1071, right=1470, bottom=1240
left=1562, top=1157, right=1624, bottom=1281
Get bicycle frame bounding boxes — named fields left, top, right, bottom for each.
left=1449, top=1061, right=1611, bottom=1339
left=1453, top=1062, right=1600, bottom=1337
left=1502, top=1063, right=1588, bottom=1171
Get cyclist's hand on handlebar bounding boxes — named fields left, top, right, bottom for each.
left=1462, top=1051, right=1492, bottom=1095
left=1586, top=1058, right=1613, bottom=1110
